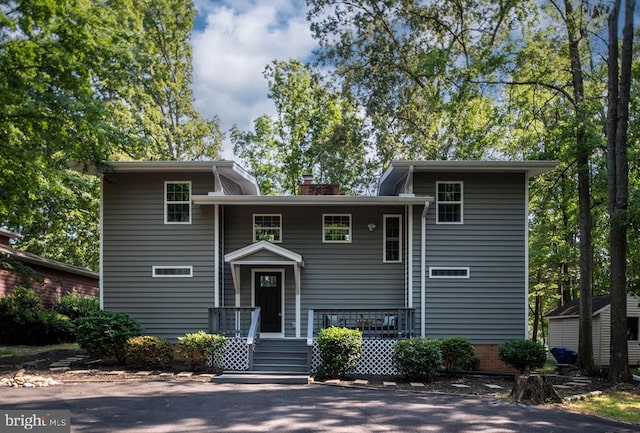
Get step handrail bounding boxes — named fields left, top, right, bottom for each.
left=306, top=309, right=314, bottom=346
left=247, top=307, right=261, bottom=346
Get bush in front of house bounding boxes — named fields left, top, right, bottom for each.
left=76, top=310, right=143, bottom=363
left=177, top=331, right=227, bottom=371
left=316, top=327, right=363, bottom=379
left=440, top=337, right=480, bottom=372
left=0, top=286, right=75, bottom=345
left=392, top=337, right=442, bottom=381
left=125, top=336, right=174, bottom=370
left=53, top=294, right=99, bottom=320
left=498, top=339, right=547, bottom=374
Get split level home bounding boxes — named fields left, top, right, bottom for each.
left=98, top=159, right=557, bottom=374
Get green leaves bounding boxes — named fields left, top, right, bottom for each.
left=232, top=59, right=373, bottom=194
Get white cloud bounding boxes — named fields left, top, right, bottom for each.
left=192, top=1, right=317, bottom=159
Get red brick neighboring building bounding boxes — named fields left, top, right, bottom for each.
left=0, top=228, right=99, bottom=308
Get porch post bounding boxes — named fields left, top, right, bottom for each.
left=229, top=262, right=241, bottom=307
left=294, top=264, right=301, bottom=338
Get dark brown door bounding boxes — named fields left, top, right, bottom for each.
left=254, top=271, right=282, bottom=333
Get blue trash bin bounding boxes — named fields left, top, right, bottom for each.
left=550, top=346, right=577, bottom=365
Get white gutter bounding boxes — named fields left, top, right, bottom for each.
left=420, top=201, right=430, bottom=337
left=193, top=194, right=433, bottom=206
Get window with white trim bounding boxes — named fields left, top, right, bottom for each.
left=253, top=214, right=282, bottom=243
left=436, top=181, right=463, bottom=224
left=323, top=214, right=352, bottom=243
left=429, top=267, right=469, bottom=278
left=165, top=181, right=191, bottom=224
left=152, top=266, right=193, bottom=277
left=384, top=215, right=402, bottom=263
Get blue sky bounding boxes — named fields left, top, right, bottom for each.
left=191, top=1, right=317, bottom=158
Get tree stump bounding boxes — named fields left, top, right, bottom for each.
left=509, top=374, right=562, bottom=405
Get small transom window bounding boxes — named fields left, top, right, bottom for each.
left=429, top=267, right=469, bottom=278
left=152, top=266, right=193, bottom=277
left=323, top=214, right=352, bottom=243
left=165, top=181, right=191, bottom=224
left=253, top=214, right=282, bottom=243
left=436, top=181, right=463, bottom=224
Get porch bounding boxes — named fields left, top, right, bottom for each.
left=208, top=307, right=414, bottom=375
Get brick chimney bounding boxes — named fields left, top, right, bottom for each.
left=299, top=175, right=341, bottom=195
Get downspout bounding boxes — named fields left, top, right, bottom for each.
left=214, top=204, right=220, bottom=308
left=421, top=201, right=430, bottom=337
left=524, top=174, right=529, bottom=339
left=99, top=178, right=104, bottom=310
left=404, top=165, right=414, bottom=310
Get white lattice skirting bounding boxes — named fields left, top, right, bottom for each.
left=310, top=339, right=399, bottom=376
left=207, top=338, right=249, bottom=371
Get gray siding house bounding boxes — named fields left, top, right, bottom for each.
left=100, top=159, right=556, bottom=373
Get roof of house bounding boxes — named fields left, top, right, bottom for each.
left=545, top=295, right=612, bottom=319
left=95, top=160, right=261, bottom=196
left=378, top=160, right=559, bottom=196
left=0, top=244, right=99, bottom=280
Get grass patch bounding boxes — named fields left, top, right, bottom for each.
left=535, top=360, right=557, bottom=374
left=0, top=343, right=79, bottom=357
left=564, top=391, right=640, bottom=425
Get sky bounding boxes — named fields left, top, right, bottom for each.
left=191, top=1, right=318, bottom=159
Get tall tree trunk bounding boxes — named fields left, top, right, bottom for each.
left=563, top=0, right=595, bottom=374
left=607, top=0, right=634, bottom=383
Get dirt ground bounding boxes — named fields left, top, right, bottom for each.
left=0, top=347, right=634, bottom=399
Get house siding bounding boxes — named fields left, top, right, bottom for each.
left=412, top=172, right=527, bottom=344
left=102, top=172, right=216, bottom=340
left=222, top=205, right=407, bottom=335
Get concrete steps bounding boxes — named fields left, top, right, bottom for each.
left=213, top=372, right=309, bottom=385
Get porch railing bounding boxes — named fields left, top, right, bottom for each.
left=309, top=308, right=415, bottom=339
left=209, top=307, right=257, bottom=338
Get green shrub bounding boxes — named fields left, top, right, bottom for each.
left=44, top=311, right=76, bottom=344
left=392, top=338, right=442, bottom=381
left=441, top=337, right=480, bottom=372
left=125, top=336, right=173, bottom=369
left=498, top=339, right=547, bottom=373
left=0, top=287, right=49, bottom=345
left=76, top=310, right=143, bottom=363
left=54, top=294, right=99, bottom=320
left=316, top=327, right=363, bottom=379
left=177, top=331, right=226, bottom=371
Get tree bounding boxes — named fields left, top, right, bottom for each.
left=232, top=59, right=372, bottom=195
left=307, top=0, right=524, bottom=165
left=607, top=0, right=635, bottom=383
left=108, top=0, right=223, bottom=161
left=0, top=0, right=220, bottom=270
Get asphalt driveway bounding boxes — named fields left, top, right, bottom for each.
left=0, top=381, right=635, bottom=432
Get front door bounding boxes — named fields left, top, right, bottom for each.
left=254, top=271, right=282, bottom=334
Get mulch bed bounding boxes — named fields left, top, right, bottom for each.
left=0, top=348, right=631, bottom=399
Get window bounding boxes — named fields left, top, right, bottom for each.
left=628, top=317, right=639, bottom=341
left=436, top=181, right=463, bottom=224
left=165, top=181, right=191, bottom=224
left=253, top=214, right=282, bottom=243
left=384, top=215, right=402, bottom=263
left=429, top=267, right=470, bottom=278
left=152, top=266, right=193, bottom=277
left=323, top=214, right=352, bottom=243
